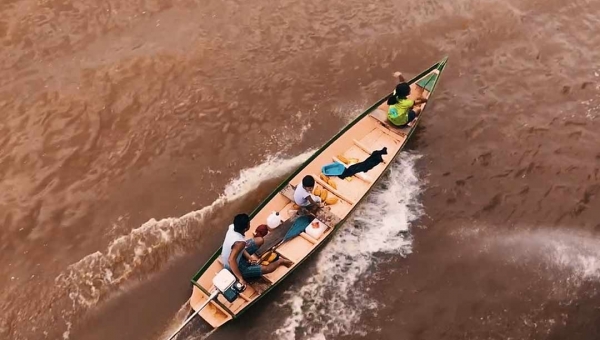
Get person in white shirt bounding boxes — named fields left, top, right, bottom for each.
left=221, top=214, right=292, bottom=288
left=293, top=175, right=322, bottom=211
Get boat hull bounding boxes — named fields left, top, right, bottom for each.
left=188, top=57, right=448, bottom=329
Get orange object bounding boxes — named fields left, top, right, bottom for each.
left=325, top=197, right=339, bottom=205
left=319, top=190, right=328, bottom=201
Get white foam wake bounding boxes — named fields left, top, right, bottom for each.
left=274, top=152, right=424, bottom=340
left=54, top=149, right=316, bottom=337
left=497, top=229, right=600, bottom=283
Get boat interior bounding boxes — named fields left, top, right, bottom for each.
left=190, top=69, right=440, bottom=328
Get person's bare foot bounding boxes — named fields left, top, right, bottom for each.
left=280, top=258, right=294, bottom=267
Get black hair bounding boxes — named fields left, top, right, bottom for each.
left=386, top=83, right=410, bottom=105
left=387, top=94, right=398, bottom=105
left=395, top=82, right=411, bottom=98
left=233, top=213, right=250, bottom=233
left=302, top=175, right=315, bottom=188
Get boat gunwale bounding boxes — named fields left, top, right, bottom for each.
left=189, top=57, right=448, bottom=321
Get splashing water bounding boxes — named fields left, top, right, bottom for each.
left=223, top=151, right=314, bottom=199
left=275, top=152, right=424, bottom=340
left=496, top=229, right=600, bottom=283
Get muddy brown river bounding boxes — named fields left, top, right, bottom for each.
left=1, top=0, right=599, bottom=339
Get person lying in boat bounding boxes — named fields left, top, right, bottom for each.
left=221, top=214, right=292, bottom=287
left=387, top=82, right=428, bottom=128
left=293, top=175, right=323, bottom=211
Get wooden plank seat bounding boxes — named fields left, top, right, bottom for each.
left=311, top=173, right=356, bottom=205
left=352, top=138, right=389, bottom=163
left=374, top=122, right=406, bottom=142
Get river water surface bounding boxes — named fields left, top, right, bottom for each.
left=1, top=0, right=600, bottom=339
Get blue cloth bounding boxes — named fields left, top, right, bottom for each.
left=283, top=215, right=313, bottom=242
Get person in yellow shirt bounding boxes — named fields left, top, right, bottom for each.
left=387, top=81, right=428, bottom=127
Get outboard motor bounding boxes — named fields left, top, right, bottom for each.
left=213, top=268, right=246, bottom=302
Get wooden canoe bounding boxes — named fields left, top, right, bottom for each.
left=188, top=57, right=448, bottom=329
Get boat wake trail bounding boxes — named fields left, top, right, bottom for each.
left=274, top=153, right=424, bottom=340
left=159, top=301, right=193, bottom=340
left=46, top=150, right=316, bottom=339
left=159, top=301, right=216, bottom=340
left=494, top=229, right=600, bottom=284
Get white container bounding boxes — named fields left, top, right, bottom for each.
left=305, top=219, right=327, bottom=240
left=266, top=212, right=282, bottom=229
left=213, top=268, right=236, bottom=292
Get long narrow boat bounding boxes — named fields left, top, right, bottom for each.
left=185, top=57, right=447, bottom=331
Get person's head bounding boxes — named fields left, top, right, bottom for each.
left=233, top=213, right=250, bottom=234
left=253, top=224, right=269, bottom=238
left=395, top=82, right=411, bottom=98
left=302, top=175, right=315, bottom=191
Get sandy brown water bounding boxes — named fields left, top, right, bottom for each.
left=1, top=0, right=600, bottom=339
